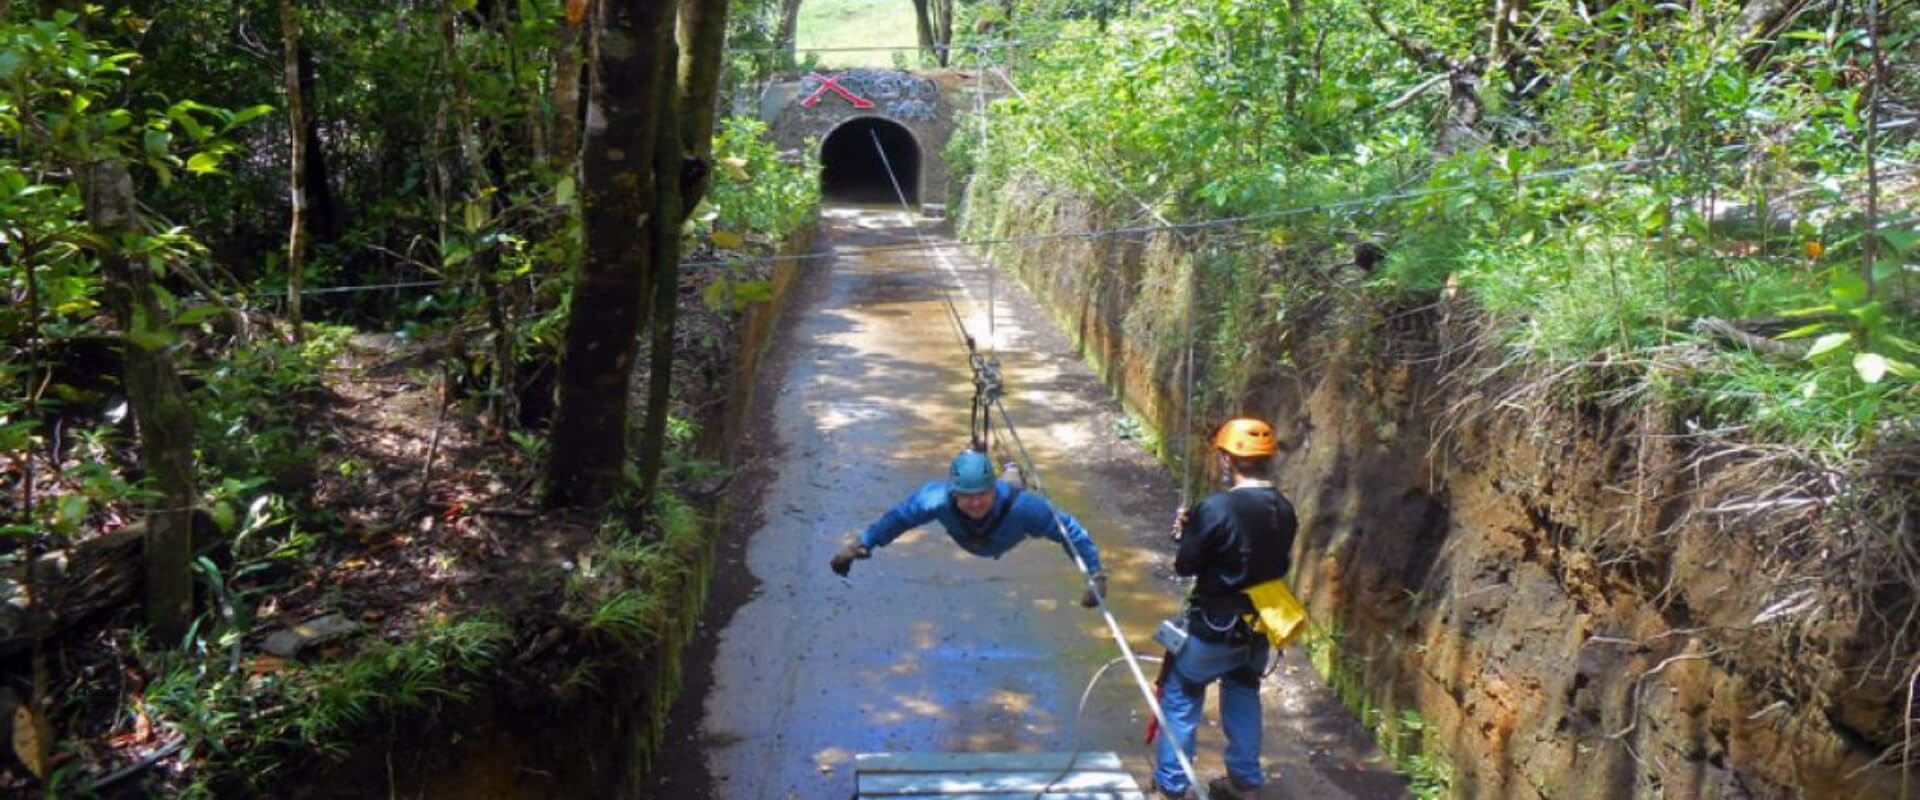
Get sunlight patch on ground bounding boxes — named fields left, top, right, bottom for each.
left=987, top=688, right=1036, bottom=716
left=813, top=746, right=852, bottom=773
left=897, top=695, right=947, bottom=717
left=807, top=400, right=896, bottom=432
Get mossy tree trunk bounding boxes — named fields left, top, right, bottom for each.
left=632, top=0, right=730, bottom=499
left=547, top=0, right=731, bottom=508
left=82, top=159, right=198, bottom=644
left=775, top=0, right=803, bottom=68
left=552, top=0, right=588, bottom=170
left=546, top=0, right=675, bottom=507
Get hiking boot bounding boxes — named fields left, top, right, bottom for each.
left=1153, top=783, right=1191, bottom=800
left=1207, top=775, right=1263, bottom=799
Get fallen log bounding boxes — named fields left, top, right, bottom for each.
left=1, top=525, right=145, bottom=661
left=1693, top=316, right=1813, bottom=361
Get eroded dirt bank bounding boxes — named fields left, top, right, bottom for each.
left=963, top=176, right=1909, bottom=799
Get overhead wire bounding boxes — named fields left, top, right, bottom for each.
left=723, top=29, right=1159, bottom=56
left=266, top=161, right=1920, bottom=297
left=864, top=115, right=1212, bottom=798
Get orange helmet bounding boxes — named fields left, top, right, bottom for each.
left=1213, top=418, right=1277, bottom=457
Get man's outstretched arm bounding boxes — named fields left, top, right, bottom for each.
left=832, top=483, right=943, bottom=576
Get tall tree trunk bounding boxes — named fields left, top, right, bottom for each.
left=553, top=0, right=587, bottom=169
left=297, top=45, right=340, bottom=243
left=545, top=0, right=675, bottom=507
left=280, top=0, right=306, bottom=342
left=933, top=0, right=951, bottom=66
left=911, top=0, right=934, bottom=66
left=634, top=0, right=729, bottom=498
left=636, top=35, right=685, bottom=500
left=775, top=0, right=803, bottom=69
left=83, top=160, right=198, bottom=645
left=677, top=0, right=728, bottom=211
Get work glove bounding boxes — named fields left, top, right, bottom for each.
left=1079, top=571, right=1108, bottom=608
left=829, top=541, right=871, bottom=577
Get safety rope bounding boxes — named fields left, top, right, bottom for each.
left=974, top=70, right=996, bottom=357
left=866, top=123, right=1211, bottom=798
left=989, top=395, right=1211, bottom=800
left=1182, top=244, right=1203, bottom=507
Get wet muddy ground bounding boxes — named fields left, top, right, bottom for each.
left=646, top=208, right=1408, bottom=800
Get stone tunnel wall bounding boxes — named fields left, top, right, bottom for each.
left=764, top=69, right=992, bottom=210
left=956, top=174, right=1909, bottom=800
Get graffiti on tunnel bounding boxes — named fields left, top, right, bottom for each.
left=820, top=117, right=922, bottom=205
left=800, top=69, right=940, bottom=120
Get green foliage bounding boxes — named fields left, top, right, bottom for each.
left=0, top=11, right=261, bottom=335
left=1303, top=623, right=1455, bottom=796
left=193, top=324, right=354, bottom=487
left=693, top=116, right=818, bottom=312
left=698, top=116, right=821, bottom=242
left=959, top=0, right=1919, bottom=457
left=562, top=493, right=708, bottom=647
left=141, top=614, right=508, bottom=793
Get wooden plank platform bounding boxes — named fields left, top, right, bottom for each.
left=855, top=751, right=1146, bottom=798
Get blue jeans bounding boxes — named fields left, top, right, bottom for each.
left=1152, top=637, right=1269, bottom=794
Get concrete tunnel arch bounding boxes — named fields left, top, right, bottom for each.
left=818, top=116, right=922, bottom=206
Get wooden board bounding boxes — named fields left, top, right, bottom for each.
left=855, top=751, right=1145, bottom=798
left=856, top=752, right=1126, bottom=773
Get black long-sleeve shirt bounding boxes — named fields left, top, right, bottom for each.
left=1177, top=486, right=1297, bottom=610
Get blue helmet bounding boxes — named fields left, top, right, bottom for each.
left=949, top=450, right=996, bottom=494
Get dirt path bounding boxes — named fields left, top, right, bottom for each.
left=651, top=208, right=1409, bottom=800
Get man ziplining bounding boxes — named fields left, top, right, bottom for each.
left=829, top=449, right=1108, bottom=609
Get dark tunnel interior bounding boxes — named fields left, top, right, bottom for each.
left=819, top=117, right=921, bottom=206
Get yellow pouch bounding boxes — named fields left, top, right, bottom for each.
left=1242, top=578, right=1310, bottom=649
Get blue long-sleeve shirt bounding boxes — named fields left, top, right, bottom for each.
left=859, top=481, right=1104, bottom=573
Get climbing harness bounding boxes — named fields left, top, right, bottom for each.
left=968, top=351, right=1003, bottom=452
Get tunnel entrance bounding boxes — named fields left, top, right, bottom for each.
left=819, top=117, right=921, bottom=206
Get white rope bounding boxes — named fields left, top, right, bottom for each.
left=990, top=395, right=1210, bottom=799
left=866, top=122, right=1210, bottom=797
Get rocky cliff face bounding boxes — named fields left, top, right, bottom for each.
left=963, top=176, right=1909, bottom=799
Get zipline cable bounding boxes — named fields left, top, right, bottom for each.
left=974, top=69, right=997, bottom=355
left=866, top=120, right=1211, bottom=798
left=868, top=129, right=978, bottom=354
left=868, top=130, right=1004, bottom=451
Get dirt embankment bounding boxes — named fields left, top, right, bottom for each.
left=268, top=227, right=819, bottom=800
left=961, top=176, right=1909, bottom=799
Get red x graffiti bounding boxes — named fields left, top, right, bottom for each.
left=800, top=72, right=875, bottom=109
